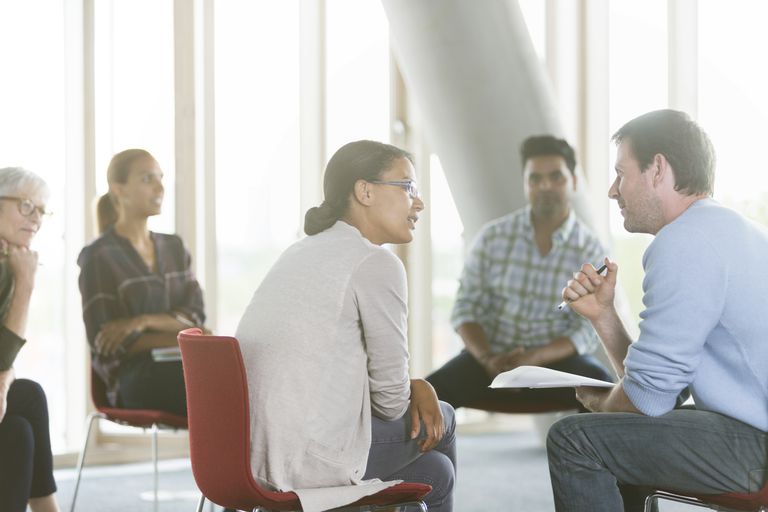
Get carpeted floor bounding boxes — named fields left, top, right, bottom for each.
left=53, top=419, right=693, bottom=511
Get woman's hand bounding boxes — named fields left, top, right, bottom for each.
left=409, top=378, right=444, bottom=452
left=0, top=368, right=15, bottom=422
left=2, top=240, right=38, bottom=291
left=95, top=316, right=146, bottom=356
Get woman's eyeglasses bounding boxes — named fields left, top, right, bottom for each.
left=367, top=180, right=421, bottom=200
left=0, top=196, right=52, bottom=218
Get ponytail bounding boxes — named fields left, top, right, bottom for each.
left=96, top=193, right=117, bottom=234
left=304, top=201, right=343, bottom=236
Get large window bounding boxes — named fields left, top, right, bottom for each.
left=607, top=0, right=667, bottom=323
left=429, top=156, right=465, bottom=368
left=213, top=0, right=301, bottom=335
left=699, top=0, right=768, bottom=225
left=93, top=0, right=176, bottom=234
left=0, top=0, right=70, bottom=452
left=325, top=0, right=391, bottom=155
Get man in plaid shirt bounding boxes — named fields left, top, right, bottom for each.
left=427, top=135, right=613, bottom=409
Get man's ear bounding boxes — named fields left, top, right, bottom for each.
left=652, top=153, right=669, bottom=187
left=352, top=179, right=374, bottom=206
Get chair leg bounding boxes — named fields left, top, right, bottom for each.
left=195, top=493, right=205, bottom=512
left=69, top=412, right=103, bottom=512
left=644, top=490, right=713, bottom=510
left=151, top=423, right=159, bottom=512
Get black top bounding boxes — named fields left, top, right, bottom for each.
left=0, top=259, right=26, bottom=371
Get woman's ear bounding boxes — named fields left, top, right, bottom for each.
left=352, top=179, right=374, bottom=206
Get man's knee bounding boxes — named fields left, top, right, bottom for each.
left=546, top=413, right=586, bottom=458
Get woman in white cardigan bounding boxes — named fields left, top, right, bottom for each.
left=236, top=140, right=456, bottom=512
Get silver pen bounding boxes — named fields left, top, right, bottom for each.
left=557, top=263, right=608, bottom=310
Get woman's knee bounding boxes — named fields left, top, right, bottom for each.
left=439, top=401, right=456, bottom=435
left=423, top=451, right=455, bottom=507
left=11, top=378, right=46, bottom=398
left=5, top=379, right=50, bottom=426
left=0, top=415, right=34, bottom=454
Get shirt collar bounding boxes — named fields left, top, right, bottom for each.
left=522, top=205, right=576, bottom=245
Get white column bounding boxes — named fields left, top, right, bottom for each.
left=173, top=0, right=197, bottom=256
left=668, top=0, right=698, bottom=118
left=62, top=0, right=91, bottom=451
left=299, top=0, right=326, bottom=230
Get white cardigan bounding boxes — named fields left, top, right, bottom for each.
left=236, top=221, right=411, bottom=512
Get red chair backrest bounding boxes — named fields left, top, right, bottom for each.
left=178, top=328, right=300, bottom=511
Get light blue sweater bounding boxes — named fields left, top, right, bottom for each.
left=623, top=198, right=768, bottom=431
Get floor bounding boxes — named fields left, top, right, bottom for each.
left=53, top=414, right=696, bottom=511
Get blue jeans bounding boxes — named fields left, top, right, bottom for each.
left=364, top=401, right=456, bottom=512
left=547, top=409, right=768, bottom=512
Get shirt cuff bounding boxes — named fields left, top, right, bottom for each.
left=0, top=326, right=26, bottom=370
left=623, top=373, right=679, bottom=416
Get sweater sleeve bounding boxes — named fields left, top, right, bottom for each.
left=0, top=325, right=25, bottom=371
left=353, top=249, right=411, bottom=421
left=623, top=225, right=726, bottom=416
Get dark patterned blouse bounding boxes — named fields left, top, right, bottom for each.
left=77, top=227, right=205, bottom=405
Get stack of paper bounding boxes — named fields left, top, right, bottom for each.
left=151, top=346, right=182, bottom=362
left=490, top=365, right=614, bottom=389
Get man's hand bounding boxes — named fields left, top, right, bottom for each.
left=95, top=316, right=146, bottom=356
left=479, top=348, right=538, bottom=378
left=0, top=368, right=15, bottom=422
left=575, top=386, right=611, bottom=412
left=576, top=380, right=641, bottom=414
left=409, top=379, right=445, bottom=452
left=562, top=258, right=618, bottom=322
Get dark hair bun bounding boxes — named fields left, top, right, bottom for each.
left=304, top=202, right=339, bottom=235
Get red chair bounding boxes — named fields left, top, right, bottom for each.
left=177, top=328, right=432, bottom=512
left=645, top=483, right=768, bottom=511
left=69, top=367, right=188, bottom=512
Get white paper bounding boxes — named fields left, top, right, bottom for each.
left=151, top=346, right=182, bottom=362
left=489, top=365, right=614, bottom=389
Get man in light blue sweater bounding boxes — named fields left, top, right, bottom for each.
left=546, top=109, right=768, bottom=512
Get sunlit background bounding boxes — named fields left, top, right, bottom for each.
left=1, top=0, right=767, bottom=457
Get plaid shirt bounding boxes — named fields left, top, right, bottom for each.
left=451, top=206, right=605, bottom=354
left=77, top=228, right=205, bottom=405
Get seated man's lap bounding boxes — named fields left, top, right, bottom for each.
left=548, top=409, right=767, bottom=495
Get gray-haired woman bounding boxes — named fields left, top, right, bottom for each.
left=0, top=167, right=59, bottom=512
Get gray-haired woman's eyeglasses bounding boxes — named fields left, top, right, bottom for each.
left=0, top=196, right=52, bottom=217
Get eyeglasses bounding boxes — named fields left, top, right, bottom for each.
left=0, top=196, right=52, bottom=218
left=367, top=180, right=421, bottom=199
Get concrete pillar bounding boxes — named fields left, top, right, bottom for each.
left=382, top=0, right=596, bottom=243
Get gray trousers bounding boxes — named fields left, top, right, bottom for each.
left=364, top=401, right=456, bottom=512
left=547, top=409, right=768, bottom=512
